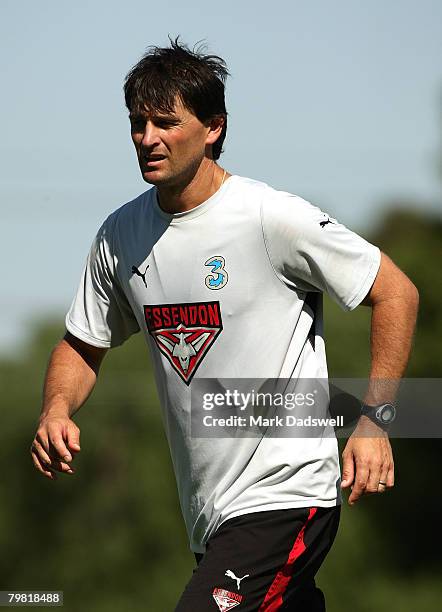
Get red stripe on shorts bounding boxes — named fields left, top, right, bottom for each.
left=258, top=507, right=317, bottom=611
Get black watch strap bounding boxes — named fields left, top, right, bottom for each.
left=360, top=403, right=396, bottom=431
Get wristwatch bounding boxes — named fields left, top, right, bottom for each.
left=360, top=403, right=396, bottom=431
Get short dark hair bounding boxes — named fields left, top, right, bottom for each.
left=124, top=37, right=229, bottom=160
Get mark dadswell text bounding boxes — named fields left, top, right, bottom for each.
left=202, top=414, right=344, bottom=428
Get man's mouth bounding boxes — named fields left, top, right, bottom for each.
left=143, top=154, right=166, bottom=164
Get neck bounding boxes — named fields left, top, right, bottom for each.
left=156, top=159, right=229, bottom=214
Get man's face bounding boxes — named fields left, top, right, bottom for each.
left=130, top=97, right=214, bottom=187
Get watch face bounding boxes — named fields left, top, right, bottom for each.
left=376, top=404, right=396, bottom=423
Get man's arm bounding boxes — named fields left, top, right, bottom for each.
left=341, top=251, right=419, bottom=504
left=30, top=331, right=108, bottom=480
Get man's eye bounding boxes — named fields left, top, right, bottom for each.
left=156, top=120, right=176, bottom=129
left=130, top=120, right=145, bottom=131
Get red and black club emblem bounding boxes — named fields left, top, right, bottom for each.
left=144, top=301, right=223, bottom=384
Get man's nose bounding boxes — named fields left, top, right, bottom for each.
left=141, top=122, right=161, bottom=148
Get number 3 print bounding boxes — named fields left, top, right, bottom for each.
left=204, top=256, right=228, bottom=290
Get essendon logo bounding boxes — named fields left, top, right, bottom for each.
left=144, top=301, right=223, bottom=384
left=212, top=588, right=243, bottom=611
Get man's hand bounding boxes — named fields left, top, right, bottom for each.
left=31, top=333, right=106, bottom=480
left=30, top=415, right=81, bottom=480
left=341, top=416, right=394, bottom=505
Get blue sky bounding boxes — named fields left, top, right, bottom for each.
left=1, top=0, right=441, bottom=355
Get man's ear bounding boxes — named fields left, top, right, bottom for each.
left=205, top=115, right=225, bottom=146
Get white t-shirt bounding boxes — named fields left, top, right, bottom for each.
left=66, top=175, right=381, bottom=552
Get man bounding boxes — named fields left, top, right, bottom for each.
left=31, top=39, right=418, bottom=611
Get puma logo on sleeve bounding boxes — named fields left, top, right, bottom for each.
left=131, top=264, right=149, bottom=288
left=319, top=217, right=334, bottom=228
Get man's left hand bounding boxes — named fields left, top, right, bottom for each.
left=341, top=416, right=394, bottom=505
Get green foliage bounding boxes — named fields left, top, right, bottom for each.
left=320, top=207, right=442, bottom=610
left=1, top=207, right=441, bottom=610
left=325, top=208, right=442, bottom=377
left=0, top=328, right=192, bottom=611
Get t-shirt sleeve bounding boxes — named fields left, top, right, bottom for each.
left=261, top=189, right=381, bottom=311
left=65, top=215, right=140, bottom=347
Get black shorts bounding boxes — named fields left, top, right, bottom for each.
left=175, top=505, right=341, bottom=611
